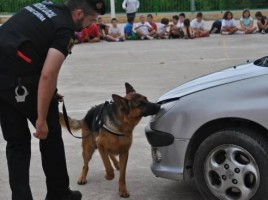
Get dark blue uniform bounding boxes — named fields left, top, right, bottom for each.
left=0, top=3, right=75, bottom=200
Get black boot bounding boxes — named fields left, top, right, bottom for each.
left=45, top=189, right=82, bottom=200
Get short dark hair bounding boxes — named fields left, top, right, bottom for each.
left=255, top=11, right=263, bottom=18
left=111, top=18, right=117, bottom=22
left=66, top=0, right=106, bottom=15
left=196, top=12, right=203, bottom=18
left=161, top=17, right=169, bottom=25
left=179, top=13, right=185, bottom=18
left=147, top=14, right=153, bottom=18
left=223, top=11, right=233, bottom=20
left=184, top=18, right=190, bottom=26
left=172, top=15, right=179, bottom=20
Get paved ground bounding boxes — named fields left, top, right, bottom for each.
left=0, top=26, right=267, bottom=200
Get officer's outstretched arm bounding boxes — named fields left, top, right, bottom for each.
left=34, top=48, right=65, bottom=140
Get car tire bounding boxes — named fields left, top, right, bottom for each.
left=193, top=128, right=268, bottom=200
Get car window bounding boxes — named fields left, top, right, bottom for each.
left=254, top=56, right=268, bottom=67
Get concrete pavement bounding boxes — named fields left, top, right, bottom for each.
left=0, top=29, right=267, bottom=200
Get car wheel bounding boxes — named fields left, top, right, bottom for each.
left=193, top=128, right=268, bottom=200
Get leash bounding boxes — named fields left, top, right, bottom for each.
left=62, top=100, right=92, bottom=139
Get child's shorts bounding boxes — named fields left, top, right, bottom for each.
left=127, top=32, right=138, bottom=40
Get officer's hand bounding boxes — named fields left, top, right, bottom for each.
left=34, top=120, right=49, bottom=140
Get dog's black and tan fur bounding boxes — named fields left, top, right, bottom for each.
left=59, top=83, right=160, bottom=198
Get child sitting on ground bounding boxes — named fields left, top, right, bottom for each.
left=134, top=15, right=155, bottom=40
left=209, top=19, right=222, bottom=34
left=182, top=18, right=194, bottom=39
left=106, top=18, right=125, bottom=42
left=147, top=14, right=157, bottom=38
left=191, top=12, right=209, bottom=37
left=157, top=18, right=170, bottom=39
left=97, top=17, right=110, bottom=39
left=169, top=15, right=184, bottom=38
left=221, top=11, right=238, bottom=35
left=255, top=11, right=268, bottom=34
left=239, top=10, right=256, bottom=34
left=124, top=17, right=138, bottom=40
left=75, top=23, right=100, bottom=44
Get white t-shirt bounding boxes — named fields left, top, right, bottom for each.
left=222, top=19, right=236, bottom=27
left=122, top=0, right=140, bottom=13
left=191, top=19, right=205, bottom=30
left=109, top=26, right=121, bottom=35
left=135, top=22, right=152, bottom=35
left=178, top=21, right=184, bottom=28
left=157, top=24, right=168, bottom=34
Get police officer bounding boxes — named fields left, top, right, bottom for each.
left=0, top=0, right=105, bottom=200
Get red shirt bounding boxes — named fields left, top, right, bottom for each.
left=149, top=22, right=157, bottom=31
left=78, top=23, right=99, bottom=42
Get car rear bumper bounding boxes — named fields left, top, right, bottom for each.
left=145, top=124, right=174, bottom=147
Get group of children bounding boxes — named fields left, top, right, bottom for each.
left=211, top=10, right=268, bottom=35
left=74, top=10, right=268, bottom=44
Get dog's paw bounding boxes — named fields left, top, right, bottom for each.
left=105, top=172, right=115, bottom=180
left=119, top=189, right=130, bottom=198
left=77, top=178, right=87, bottom=185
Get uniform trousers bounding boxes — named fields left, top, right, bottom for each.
left=0, top=77, right=69, bottom=200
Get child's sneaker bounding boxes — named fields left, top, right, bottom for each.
left=221, top=31, right=229, bottom=35
left=140, top=36, right=145, bottom=40
left=261, top=30, right=265, bottom=34
left=119, top=38, right=125, bottom=42
left=146, top=35, right=154, bottom=40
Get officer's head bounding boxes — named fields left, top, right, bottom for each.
left=66, top=0, right=106, bottom=31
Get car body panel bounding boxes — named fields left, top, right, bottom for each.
left=151, top=74, right=268, bottom=140
left=150, top=138, right=189, bottom=181
left=158, top=63, right=268, bottom=102
left=146, top=61, right=268, bottom=182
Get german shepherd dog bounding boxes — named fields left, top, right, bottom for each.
left=59, top=83, right=160, bottom=198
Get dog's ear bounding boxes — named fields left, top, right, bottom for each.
left=125, top=82, right=136, bottom=94
left=112, top=94, right=128, bottom=108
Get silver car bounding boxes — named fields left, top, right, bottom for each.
left=145, top=57, right=268, bottom=200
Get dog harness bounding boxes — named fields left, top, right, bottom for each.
left=62, top=100, right=125, bottom=139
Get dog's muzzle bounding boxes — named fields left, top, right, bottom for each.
left=143, top=102, right=161, bottom=117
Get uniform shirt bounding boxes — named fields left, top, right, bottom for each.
left=78, top=23, right=99, bottom=42
left=240, top=16, right=254, bottom=27
left=109, top=26, right=121, bottom=35
left=191, top=18, right=205, bottom=30
left=122, top=0, right=140, bottom=14
left=0, top=3, right=75, bottom=76
left=124, top=22, right=134, bottom=36
left=135, top=22, right=152, bottom=35
left=222, top=19, right=236, bottom=27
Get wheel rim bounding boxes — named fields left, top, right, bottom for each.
left=204, top=144, right=260, bottom=200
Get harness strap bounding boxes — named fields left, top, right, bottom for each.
left=102, top=124, right=125, bottom=137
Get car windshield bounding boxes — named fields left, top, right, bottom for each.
left=254, top=56, right=268, bottom=67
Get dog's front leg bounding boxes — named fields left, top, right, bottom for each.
left=98, top=144, right=115, bottom=180
left=119, top=152, right=130, bottom=198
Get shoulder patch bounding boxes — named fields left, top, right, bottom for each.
left=67, top=38, right=75, bottom=54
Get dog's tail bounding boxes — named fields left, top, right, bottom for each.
left=59, top=112, right=82, bottom=131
